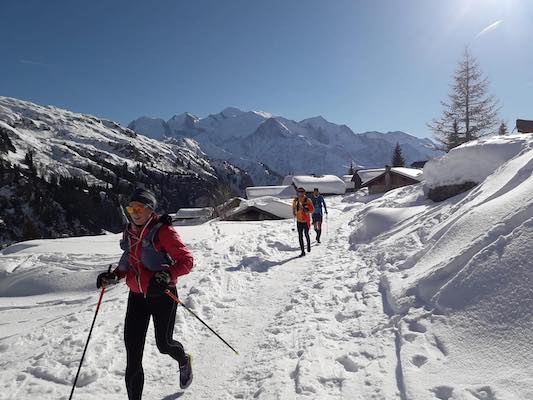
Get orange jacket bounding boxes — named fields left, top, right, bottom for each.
left=292, top=197, right=315, bottom=224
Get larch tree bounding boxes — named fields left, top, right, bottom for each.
left=428, top=48, right=500, bottom=151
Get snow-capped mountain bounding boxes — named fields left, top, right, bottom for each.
left=129, top=108, right=441, bottom=185
left=0, top=97, right=250, bottom=244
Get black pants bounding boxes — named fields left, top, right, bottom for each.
left=124, top=288, right=186, bottom=400
left=297, top=221, right=311, bottom=253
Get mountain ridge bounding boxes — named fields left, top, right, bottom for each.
left=129, top=107, right=442, bottom=184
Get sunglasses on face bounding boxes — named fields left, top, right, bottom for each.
left=126, top=205, right=147, bottom=214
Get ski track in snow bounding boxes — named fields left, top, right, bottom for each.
left=0, top=198, right=401, bottom=400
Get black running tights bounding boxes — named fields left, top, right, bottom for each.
left=124, top=288, right=186, bottom=400
left=297, top=221, right=310, bottom=252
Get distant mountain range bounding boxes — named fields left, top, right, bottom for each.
left=128, top=107, right=442, bottom=185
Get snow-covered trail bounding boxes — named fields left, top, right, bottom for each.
left=0, top=197, right=400, bottom=400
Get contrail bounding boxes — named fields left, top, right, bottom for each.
left=19, top=59, right=52, bottom=67
left=475, top=20, right=503, bottom=38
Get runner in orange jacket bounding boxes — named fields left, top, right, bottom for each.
left=292, top=187, right=315, bottom=257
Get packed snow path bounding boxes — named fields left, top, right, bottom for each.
left=0, top=197, right=402, bottom=400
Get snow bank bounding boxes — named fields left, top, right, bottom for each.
left=245, top=185, right=295, bottom=199
left=292, top=175, right=346, bottom=194
left=350, top=206, right=426, bottom=244
left=350, top=134, right=533, bottom=398
left=424, top=134, right=530, bottom=188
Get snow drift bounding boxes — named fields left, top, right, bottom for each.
left=351, top=134, right=533, bottom=399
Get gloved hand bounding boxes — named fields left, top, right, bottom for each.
left=147, top=271, right=170, bottom=297
left=96, top=270, right=119, bottom=289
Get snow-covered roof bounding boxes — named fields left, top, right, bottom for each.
left=226, top=196, right=293, bottom=219
left=342, top=175, right=356, bottom=189
left=361, top=167, right=423, bottom=187
left=356, top=169, right=385, bottom=184
left=245, top=185, right=295, bottom=200
left=173, top=207, right=213, bottom=219
left=390, top=167, right=423, bottom=180
left=281, top=175, right=294, bottom=185
left=291, top=175, right=346, bottom=194
left=424, top=134, right=531, bottom=189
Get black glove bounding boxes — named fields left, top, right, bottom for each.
left=96, top=271, right=119, bottom=289
left=147, top=271, right=170, bottom=297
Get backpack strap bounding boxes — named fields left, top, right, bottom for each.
left=142, top=222, right=164, bottom=249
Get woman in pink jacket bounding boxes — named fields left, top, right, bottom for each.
left=96, top=188, right=194, bottom=399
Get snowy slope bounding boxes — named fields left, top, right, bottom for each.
left=0, top=97, right=253, bottom=244
left=1, top=134, right=530, bottom=399
left=0, top=96, right=214, bottom=183
left=129, top=108, right=442, bottom=185
left=0, top=198, right=401, bottom=400
left=349, top=134, right=533, bottom=399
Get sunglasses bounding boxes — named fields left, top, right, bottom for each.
left=126, top=205, right=147, bottom=214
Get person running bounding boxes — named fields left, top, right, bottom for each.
left=96, top=188, right=194, bottom=399
left=311, top=188, right=328, bottom=243
left=292, top=187, right=315, bottom=257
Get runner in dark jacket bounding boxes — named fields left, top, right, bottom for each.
left=311, top=188, right=328, bottom=243
left=96, top=188, right=194, bottom=399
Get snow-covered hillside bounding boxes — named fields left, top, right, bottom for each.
left=0, top=134, right=530, bottom=399
left=0, top=96, right=216, bottom=184
left=129, top=108, right=441, bottom=185
left=0, top=97, right=250, bottom=244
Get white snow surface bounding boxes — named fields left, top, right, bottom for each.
left=342, top=175, right=355, bottom=190
left=389, top=167, right=423, bottom=181
left=423, top=134, right=530, bottom=188
left=228, top=196, right=293, bottom=219
left=356, top=168, right=385, bottom=184
left=291, top=175, right=346, bottom=195
left=245, top=185, right=296, bottom=200
left=1, top=135, right=532, bottom=399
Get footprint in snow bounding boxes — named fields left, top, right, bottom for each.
left=336, top=354, right=360, bottom=372
left=411, top=354, right=428, bottom=367
left=408, top=320, right=427, bottom=333
left=431, top=385, right=454, bottom=400
left=467, top=386, right=498, bottom=400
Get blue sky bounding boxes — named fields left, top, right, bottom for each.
left=1, top=0, right=531, bottom=138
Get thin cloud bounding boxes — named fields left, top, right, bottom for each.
left=19, top=59, right=52, bottom=67
left=475, top=20, right=503, bottom=39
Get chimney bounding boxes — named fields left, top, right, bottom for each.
left=385, top=165, right=391, bottom=191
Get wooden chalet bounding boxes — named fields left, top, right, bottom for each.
left=360, top=166, right=423, bottom=194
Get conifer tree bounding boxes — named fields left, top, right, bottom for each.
left=498, top=121, right=508, bottom=136
left=391, top=143, right=405, bottom=167
left=428, top=48, right=500, bottom=151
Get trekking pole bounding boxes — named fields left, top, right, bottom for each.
left=69, top=266, right=110, bottom=400
left=165, top=289, right=239, bottom=355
